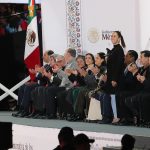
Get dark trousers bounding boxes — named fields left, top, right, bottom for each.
left=57, top=89, right=74, bottom=115
left=18, top=84, right=25, bottom=107
left=140, top=93, right=150, bottom=122
left=74, top=88, right=90, bottom=117
left=125, top=92, right=150, bottom=121
left=116, top=91, right=137, bottom=119
left=97, top=93, right=113, bottom=118
left=32, top=86, right=46, bottom=112
left=19, top=83, right=38, bottom=112
left=45, top=86, right=65, bottom=115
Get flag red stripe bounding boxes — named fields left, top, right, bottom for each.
left=24, top=46, right=41, bottom=80
left=32, top=0, right=35, bottom=6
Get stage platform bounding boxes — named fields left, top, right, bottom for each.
left=0, top=111, right=150, bottom=137
left=0, top=111, right=150, bottom=150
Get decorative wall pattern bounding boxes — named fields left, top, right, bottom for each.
left=66, top=0, right=82, bottom=54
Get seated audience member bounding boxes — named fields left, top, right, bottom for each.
left=26, top=63, right=61, bottom=119
left=54, top=127, right=75, bottom=150
left=74, top=133, right=95, bottom=150
left=55, top=55, right=66, bottom=71
left=57, top=55, right=86, bottom=119
left=121, top=134, right=135, bottom=150
left=139, top=52, right=150, bottom=125
left=27, top=55, right=63, bottom=119
left=117, top=51, right=149, bottom=125
left=12, top=50, right=54, bottom=117
left=84, top=53, right=107, bottom=121
left=67, top=53, right=96, bottom=121
left=71, top=52, right=106, bottom=122
left=40, top=48, right=77, bottom=119
left=124, top=50, right=150, bottom=126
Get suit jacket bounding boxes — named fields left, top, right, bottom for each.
left=104, top=44, right=125, bottom=94
left=122, top=70, right=140, bottom=91
left=68, top=73, right=85, bottom=86
left=143, top=66, right=150, bottom=92
left=35, top=64, right=51, bottom=86
left=47, top=73, right=62, bottom=87
left=57, top=58, right=77, bottom=89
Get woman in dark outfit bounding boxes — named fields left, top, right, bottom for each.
left=100, top=31, right=125, bottom=123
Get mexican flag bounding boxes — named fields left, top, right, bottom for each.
left=24, top=0, right=41, bottom=80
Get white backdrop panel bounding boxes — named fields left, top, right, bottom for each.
left=41, top=0, right=67, bottom=55
left=42, top=0, right=140, bottom=55
left=139, top=0, right=150, bottom=50
left=81, top=0, right=140, bottom=54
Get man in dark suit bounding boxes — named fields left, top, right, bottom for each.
left=124, top=50, right=150, bottom=126
left=12, top=50, right=54, bottom=117
left=115, top=50, right=139, bottom=124
left=43, top=48, right=77, bottom=119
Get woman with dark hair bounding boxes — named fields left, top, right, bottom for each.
left=95, top=52, right=107, bottom=74
left=99, top=31, right=125, bottom=124
left=68, top=53, right=97, bottom=121
left=84, top=53, right=95, bottom=72
left=106, top=31, right=125, bottom=92
left=84, top=52, right=107, bottom=121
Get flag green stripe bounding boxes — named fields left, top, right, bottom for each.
left=28, top=0, right=36, bottom=24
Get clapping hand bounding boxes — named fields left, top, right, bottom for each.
left=29, top=68, right=36, bottom=74
left=100, top=74, right=107, bottom=82
left=80, top=68, right=87, bottom=77
left=52, top=64, right=60, bottom=73
left=136, top=74, right=145, bottom=83
left=111, top=80, right=117, bottom=87
left=43, top=69, right=52, bottom=79
left=65, top=68, right=73, bottom=75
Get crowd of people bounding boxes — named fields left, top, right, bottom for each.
left=12, top=31, right=150, bottom=127
left=0, top=4, right=41, bottom=36
left=54, top=126, right=135, bottom=150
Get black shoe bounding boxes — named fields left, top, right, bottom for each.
left=46, top=114, right=57, bottom=119
left=25, top=112, right=37, bottom=118
left=98, top=117, right=112, bottom=124
left=133, top=116, right=140, bottom=126
left=62, top=113, right=67, bottom=120
left=34, top=113, right=46, bottom=119
left=17, top=111, right=30, bottom=118
left=85, top=119, right=98, bottom=123
left=66, top=114, right=74, bottom=121
left=139, top=120, right=146, bottom=127
left=57, top=113, right=67, bottom=120
left=12, top=110, right=22, bottom=117
left=32, top=113, right=41, bottom=119
left=38, top=115, right=47, bottom=119
left=67, top=114, right=84, bottom=122
left=57, top=114, right=62, bottom=120
left=118, top=118, right=133, bottom=126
